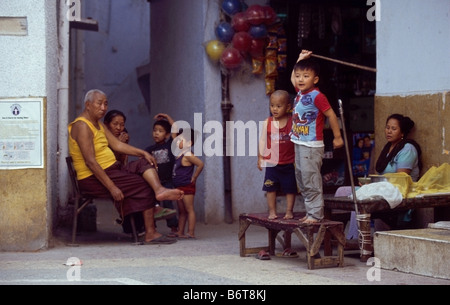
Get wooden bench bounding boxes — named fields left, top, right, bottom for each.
left=324, top=193, right=450, bottom=262
left=238, top=212, right=346, bottom=269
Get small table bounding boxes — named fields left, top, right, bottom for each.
left=324, top=193, right=450, bottom=261
left=238, top=212, right=345, bottom=269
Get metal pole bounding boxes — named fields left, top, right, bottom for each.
left=338, top=99, right=358, bottom=212
left=58, top=0, right=71, bottom=210
left=221, top=71, right=233, bottom=224
left=339, top=99, right=372, bottom=261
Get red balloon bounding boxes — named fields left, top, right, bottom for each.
left=231, top=12, right=250, bottom=32
left=232, top=32, right=252, bottom=52
left=245, top=4, right=266, bottom=25
left=249, top=38, right=266, bottom=58
left=220, top=47, right=243, bottom=69
left=263, top=6, right=277, bottom=25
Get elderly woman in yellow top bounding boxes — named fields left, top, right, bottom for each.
left=68, top=89, right=183, bottom=244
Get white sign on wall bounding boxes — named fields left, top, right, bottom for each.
left=0, top=98, right=44, bottom=169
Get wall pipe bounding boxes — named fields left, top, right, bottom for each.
left=221, top=71, right=233, bottom=224
left=57, top=0, right=70, bottom=209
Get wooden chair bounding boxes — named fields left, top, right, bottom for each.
left=65, top=156, right=141, bottom=246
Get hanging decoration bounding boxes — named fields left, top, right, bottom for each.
left=215, top=21, right=235, bottom=43
left=205, top=40, right=226, bottom=63
left=221, top=0, right=242, bottom=17
left=204, top=1, right=286, bottom=96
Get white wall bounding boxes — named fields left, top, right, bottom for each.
left=78, top=0, right=151, bottom=150
left=151, top=0, right=208, bottom=221
left=0, top=1, right=57, bottom=97
left=377, top=0, right=450, bottom=95
left=0, top=0, right=59, bottom=247
left=0, top=0, right=59, bottom=201
left=151, top=0, right=275, bottom=223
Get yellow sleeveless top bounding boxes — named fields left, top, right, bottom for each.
left=68, top=117, right=117, bottom=180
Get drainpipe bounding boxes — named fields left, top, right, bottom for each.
left=57, top=0, right=70, bottom=209
left=221, top=71, right=233, bottom=224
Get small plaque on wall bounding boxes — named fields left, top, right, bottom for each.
left=0, top=17, right=28, bottom=36
left=0, top=98, right=44, bottom=169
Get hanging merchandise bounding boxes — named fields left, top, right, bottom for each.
left=222, top=0, right=242, bottom=16
left=274, top=25, right=287, bottom=73
left=249, top=24, right=268, bottom=39
left=220, top=46, right=244, bottom=70
left=252, top=57, right=264, bottom=75
left=205, top=40, right=226, bottom=63
left=216, top=22, right=235, bottom=43
left=265, top=26, right=278, bottom=79
left=231, top=12, right=250, bottom=32
left=246, top=4, right=266, bottom=25
left=263, top=23, right=288, bottom=96
left=249, top=38, right=266, bottom=58
left=250, top=38, right=266, bottom=75
left=297, top=3, right=311, bottom=48
left=232, top=31, right=252, bottom=52
left=262, top=6, right=277, bottom=26
left=205, top=0, right=286, bottom=92
left=317, top=5, right=326, bottom=40
left=331, top=7, right=342, bottom=36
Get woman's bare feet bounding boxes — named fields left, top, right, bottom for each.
left=155, top=188, right=184, bottom=201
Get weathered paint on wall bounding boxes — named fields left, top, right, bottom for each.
left=374, top=92, right=450, bottom=227
left=374, top=92, right=450, bottom=175
left=0, top=99, right=49, bottom=251
left=0, top=169, right=48, bottom=250
left=375, top=0, right=450, bottom=226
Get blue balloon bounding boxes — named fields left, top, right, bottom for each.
left=249, top=24, right=267, bottom=39
left=222, top=0, right=242, bottom=16
left=215, top=22, right=235, bottom=43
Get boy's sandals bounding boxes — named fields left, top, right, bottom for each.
left=154, top=207, right=177, bottom=221
left=256, top=250, right=271, bottom=260
left=275, top=248, right=299, bottom=258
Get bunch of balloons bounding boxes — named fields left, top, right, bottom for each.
left=205, top=1, right=277, bottom=70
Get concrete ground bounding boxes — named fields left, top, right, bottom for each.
left=0, top=200, right=449, bottom=286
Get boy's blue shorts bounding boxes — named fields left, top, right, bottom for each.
left=262, top=163, right=298, bottom=194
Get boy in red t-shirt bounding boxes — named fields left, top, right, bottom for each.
left=258, top=90, right=297, bottom=220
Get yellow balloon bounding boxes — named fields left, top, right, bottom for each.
left=205, top=40, right=226, bottom=62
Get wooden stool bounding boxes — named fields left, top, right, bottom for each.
left=293, top=221, right=346, bottom=269
left=238, top=213, right=345, bottom=269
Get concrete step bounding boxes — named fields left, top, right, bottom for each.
left=374, top=224, right=450, bottom=280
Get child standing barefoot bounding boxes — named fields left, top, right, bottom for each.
left=258, top=90, right=297, bottom=220
left=290, top=50, right=343, bottom=224
left=172, top=128, right=204, bottom=239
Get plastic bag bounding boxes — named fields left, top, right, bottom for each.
left=355, top=181, right=403, bottom=209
